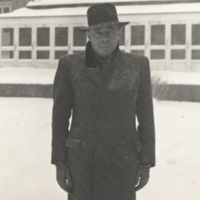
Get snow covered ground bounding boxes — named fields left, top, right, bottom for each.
left=0, top=67, right=56, bottom=84
left=0, top=97, right=200, bottom=200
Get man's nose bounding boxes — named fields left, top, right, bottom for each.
left=101, top=37, right=109, bottom=42
left=101, top=32, right=110, bottom=39
left=101, top=33, right=109, bottom=42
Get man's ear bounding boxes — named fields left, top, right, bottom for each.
left=118, top=27, right=122, bottom=40
left=86, top=31, right=91, bottom=40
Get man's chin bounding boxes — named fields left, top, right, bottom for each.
left=98, top=50, right=112, bottom=57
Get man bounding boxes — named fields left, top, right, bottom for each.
left=51, top=3, right=155, bottom=200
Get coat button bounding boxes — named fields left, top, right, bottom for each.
left=121, top=140, right=126, bottom=145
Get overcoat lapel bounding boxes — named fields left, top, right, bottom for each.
left=85, top=67, right=102, bottom=87
left=84, top=49, right=124, bottom=89
left=98, top=50, right=124, bottom=91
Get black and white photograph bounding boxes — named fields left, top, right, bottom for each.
left=0, top=0, right=200, bottom=200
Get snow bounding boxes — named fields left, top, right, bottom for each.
left=0, top=67, right=56, bottom=84
left=1, top=3, right=200, bottom=18
left=0, top=98, right=66, bottom=200
left=151, top=71, right=200, bottom=85
left=10, top=7, right=88, bottom=17
left=0, top=97, right=200, bottom=200
left=27, top=0, right=141, bottom=7
left=1, top=67, right=200, bottom=85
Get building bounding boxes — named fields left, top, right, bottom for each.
left=12, top=0, right=30, bottom=11
left=2, top=0, right=200, bottom=70
left=0, top=0, right=29, bottom=14
left=0, top=0, right=12, bottom=13
left=1, top=0, right=200, bottom=101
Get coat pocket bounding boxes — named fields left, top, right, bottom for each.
left=65, top=138, right=82, bottom=148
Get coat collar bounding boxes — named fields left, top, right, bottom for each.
left=85, top=42, right=122, bottom=87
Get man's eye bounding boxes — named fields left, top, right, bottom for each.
left=94, top=32, right=101, bottom=36
left=108, top=31, right=114, bottom=35
left=93, top=31, right=115, bottom=37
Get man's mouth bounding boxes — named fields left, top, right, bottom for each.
left=100, top=46, right=110, bottom=48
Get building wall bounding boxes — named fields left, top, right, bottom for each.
left=0, top=0, right=29, bottom=13
left=2, top=0, right=200, bottom=13
left=0, top=0, right=12, bottom=13
left=11, top=0, right=30, bottom=11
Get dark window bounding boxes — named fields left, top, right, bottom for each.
left=37, top=51, right=49, bottom=59
left=171, top=24, right=186, bottom=45
left=131, top=50, right=145, bottom=56
left=171, top=50, right=185, bottom=59
left=192, top=24, right=200, bottom=45
left=55, top=51, right=68, bottom=59
left=37, top=27, right=50, bottom=46
left=1, top=51, right=13, bottom=59
left=192, top=50, right=200, bottom=60
left=151, top=50, right=165, bottom=59
left=1, top=28, right=14, bottom=46
left=55, top=27, right=68, bottom=46
left=151, top=25, right=165, bottom=45
left=73, top=27, right=86, bottom=46
left=19, top=28, right=32, bottom=46
left=119, top=26, right=125, bottom=46
left=131, top=25, right=145, bottom=46
left=73, top=51, right=85, bottom=54
left=3, top=7, right=10, bottom=13
left=19, top=51, right=31, bottom=59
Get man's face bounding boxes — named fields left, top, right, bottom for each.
left=87, top=24, right=122, bottom=57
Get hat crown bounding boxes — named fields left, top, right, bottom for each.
left=87, top=3, right=119, bottom=27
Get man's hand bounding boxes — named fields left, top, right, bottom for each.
left=135, top=167, right=150, bottom=191
left=56, top=162, right=73, bottom=194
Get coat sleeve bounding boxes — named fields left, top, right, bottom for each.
left=51, top=56, right=74, bottom=165
left=136, top=56, right=156, bottom=167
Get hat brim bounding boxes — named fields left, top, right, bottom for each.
left=79, top=21, right=129, bottom=31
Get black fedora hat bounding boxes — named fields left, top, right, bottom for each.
left=80, top=3, right=129, bottom=31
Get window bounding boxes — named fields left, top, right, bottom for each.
left=1, top=28, right=14, bottom=46
left=192, top=24, right=200, bottom=45
left=19, top=51, right=32, bottom=59
left=19, top=28, right=32, bottom=46
left=131, top=25, right=145, bottom=46
left=1, top=51, right=13, bottom=59
left=37, top=51, right=49, bottom=59
left=192, top=50, right=200, bottom=60
left=73, top=51, right=85, bottom=54
left=3, top=7, right=10, bottom=13
left=131, top=50, right=144, bottom=56
left=150, top=24, right=165, bottom=59
left=55, top=51, right=68, bottom=59
left=151, top=25, right=165, bottom=45
left=55, top=27, right=68, bottom=46
left=0, top=7, right=10, bottom=14
left=151, top=50, right=165, bottom=59
left=73, top=27, right=86, bottom=46
left=37, top=27, right=50, bottom=46
left=171, top=24, right=186, bottom=45
left=171, top=50, right=185, bottom=60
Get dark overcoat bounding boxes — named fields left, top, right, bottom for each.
left=51, top=49, right=155, bottom=200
